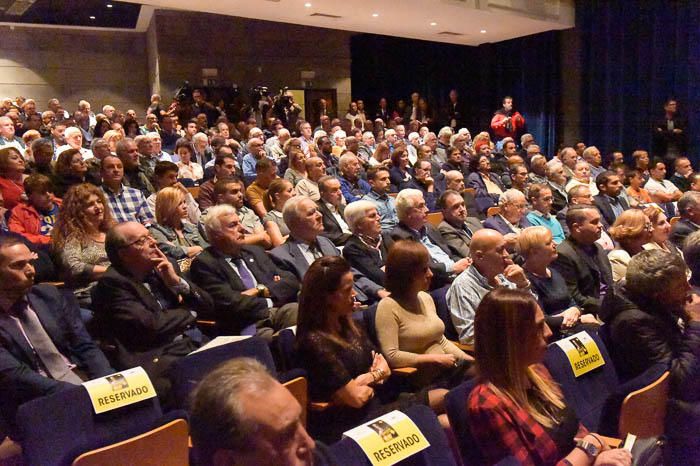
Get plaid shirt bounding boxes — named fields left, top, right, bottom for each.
left=102, top=184, right=154, bottom=225
left=467, top=366, right=588, bottom=466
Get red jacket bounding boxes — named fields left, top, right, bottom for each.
left=8, top=198, right=62, bottom=245
left=490, top=111, right=526, bottom=139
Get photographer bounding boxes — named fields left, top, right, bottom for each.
left=273, top=89, right=302, bottom=130
left=191, top=88, right=221, bottom=127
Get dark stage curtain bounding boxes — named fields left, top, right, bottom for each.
left=350, top=31, right=561, bottom=155
left=577, top=0, right=700, bottom=161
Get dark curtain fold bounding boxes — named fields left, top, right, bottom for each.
left=351, top=31, right=561, bottom=155
left=577, top=0, right=700, bottom=161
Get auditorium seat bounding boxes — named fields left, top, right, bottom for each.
left=17, top=385, right=165, bottom=466
left=618, top=369, right=670, bottom=438
left=444, top=378, right=483, bottom=466
left=329, top=404, right=458, bottom=466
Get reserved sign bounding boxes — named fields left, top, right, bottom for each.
left=82, top=367, right=157, bottom=414
left=343, top=410, right=430, bottom=466
left=555, top=331, right=605, bottom=377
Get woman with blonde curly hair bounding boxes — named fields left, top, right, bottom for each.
left=102, top=129, right=123, bottom=154
left=52, top=183, right=115, bottom=305
left=149, top=187, right=208, bottom=264
left=608, top=209, right=653, bottom=281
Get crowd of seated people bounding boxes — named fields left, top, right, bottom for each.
left=0, top=92, right=699, bottom=465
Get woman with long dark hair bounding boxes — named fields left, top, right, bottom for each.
left=468, top=288, right=631, bottom=466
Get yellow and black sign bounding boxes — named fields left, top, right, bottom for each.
left=554, top=331, right=605, bottom=377
left=82, top=367, right=157, bottom=414
left=343, top=410, right=430, bottom=466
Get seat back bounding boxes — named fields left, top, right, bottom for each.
left=169, top=336, right=277, bottom=410
left=71, top=412, right=189, bottom=466
left=329, top=404, right=457, bottom=466
left=619, top=371, right=670, bottom=438
left=427, top=212, right=444, bottom=227
left=669, top=216, right=680, bottom=226
left=276, top=327, right=299, bottom=372
left=17, top=385, right=163, bottom=466
left=445, top=379, right=483, bottom=465
left=352, top=306, right=379, bottom=347
left=543, top=331, right=619, bottom=431
left=486, top=206, right=501, bottom=217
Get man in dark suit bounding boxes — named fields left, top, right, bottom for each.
left=442, top=89, right=466, bottom=130
left=317, top=176, right=351, bottom=246
left=670, top=191, right=700, bottom=249
left=437, top=190, right=483, bottom=259
left=190, top=205, right=298, bottom=339
left=482, top=189, right=530, bottom=251
left=388, top=189, right=471, bottom=289
left=652, top=98, right=687, bottom=166
left=92, top=222, right=212, bottom=394
left=593, top=170, right=630, bottom=227
left=270, top=196, right=388, bottom=303
left=0, top=236, right=112, bottom=428
left=552, top=205, right=613, bottom=316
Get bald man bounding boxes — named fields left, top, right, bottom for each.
left=447, top=229, right=531, bottom=344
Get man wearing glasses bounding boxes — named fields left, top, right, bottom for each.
left=92, top=222, right=212, bottom=396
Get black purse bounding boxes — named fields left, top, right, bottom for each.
left=630, top=436, right=666, bottom=466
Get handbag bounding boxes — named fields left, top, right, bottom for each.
left=630, top=436, right=666, bottom=466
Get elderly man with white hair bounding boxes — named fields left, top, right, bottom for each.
left=241, top=137, right=268, bottom=181
left=270, top=196, right=388, bottom=304
left=388, top=189, right=471, bottom=289
left=0, top=116, right=26, bottom=156
left=190, top=204, right=299, bottom=338
left=265, top=127, right=290, bottom=164
left=54, top=126, right=93, bottom=161
left=546, top=158, right=570, bottom=213
left=147, top=131, right=172, bottom=162
left=331, top=129, right=347, bottom=158
left=357, top=130, right=375, bottom=163
left=483, top=189, right=531, bottom=250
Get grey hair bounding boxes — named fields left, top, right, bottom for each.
left=626, top=249, right=688, bottom=303
left=395, top=188, right=424, bottom=220
left=683, top=230, right=700, bottom=277
left=545, top=158, right=563, bottom=176
left=282, top=195, right=313, bottom=228
left=582, top=146, right=599, bottom=161
left=202, top=204, right=237, bottom=239
left=339, top=153, right=358, bottom=171
left=344, top=200, right=378, bottom=232
left=64, top=126, right=82, bottom=138
left=193, top=132, right=208, bottom=144
left=438, top=127, right=453, bottom=139
left=678, top=191, right=700, bottom=216
left=498, top=189, right=526, bottom=207
left=190, top=358, right=276, bottom=464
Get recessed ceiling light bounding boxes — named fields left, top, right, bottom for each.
left=106, top=3, right=113, bottom=7
left=304, top=2, right=311, bottom=7
left=480, top=29, right=487, bottom=33
left=372, top=13, right=379, bottom=17
left=89, top=15, right=96, bottom=19
left=430, top=22, right=437, bottom=26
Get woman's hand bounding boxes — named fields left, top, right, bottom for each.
left=560, top=307, right=581, bottom=327
left=593, top=449, right=632, bottom=466
left=579, top=314, right=599, bottom=324
left=370, top=351, right=391, bottom=380
left=430, top=354, right=457, bottom=367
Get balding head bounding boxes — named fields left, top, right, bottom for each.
left=445, top=170, right=465, bottom=191
left=469, top=229, right=511, bottom=279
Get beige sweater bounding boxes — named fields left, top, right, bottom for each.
left=375, top=291, right=467, bottom=368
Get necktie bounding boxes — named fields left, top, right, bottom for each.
left=234, top=257, right=256, bottom=290
left=462, top=224, right=473, bottom=240
left=308, top=242, right=323, bottom=260
left=13, top=301, right=83, bottom=384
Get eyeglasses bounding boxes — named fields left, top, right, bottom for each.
left=120, top=234, right=154, bottom=249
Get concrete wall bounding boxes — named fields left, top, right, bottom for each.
left=0, top=25, right=148, bottom=114
left=152, top=10, right=353, bottom=113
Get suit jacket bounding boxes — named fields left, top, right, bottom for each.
left=483, top=215, right=531, bottom=236
left=387, top=222, right=456, bottom=289
left=593, top=194, right=630, bottom=227
left=317, top=201, right=351, bottom=246
left=270, top=236, right=383, bottom=303
left=437, top=218, right=483, bottom=258
left=190, top=246, right=299, bottom=332
left=91, top=265, right=212, bottom=379
left=0, top=285, right=112, bottom=427
left=549, top=183, right=568, bottom=214
left=467, top=172, right=505, bottom=214
left=670, top=218, right=699, bottom=249
left=551, top=238, right=613, bottom=315
left=342, top=233, right=390, bottom=286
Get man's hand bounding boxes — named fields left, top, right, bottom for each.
left=503, top=264, right=529, bottom=288
left=151, top=248, right=181, bottom=288
left=560, top=307, right=581, bottom=327
left=452, top=257, right=472, bottom=275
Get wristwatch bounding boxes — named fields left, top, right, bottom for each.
left=575, top=439, right=600, bottom=459
left=256, top=284, right=267, bottom=297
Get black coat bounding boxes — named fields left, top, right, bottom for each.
left=670, top=218, right=699, bottom=249
left=342, top=234, right=390, bottom=286
left=593, top=194, right=630, bottom=228
left=190, top=246, right=299, bottom=332
left=602, top=283, right=700, bottom=402
left=317, top=201, right=351, bottom=246
left=551, top=237, right=613, bottom=315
